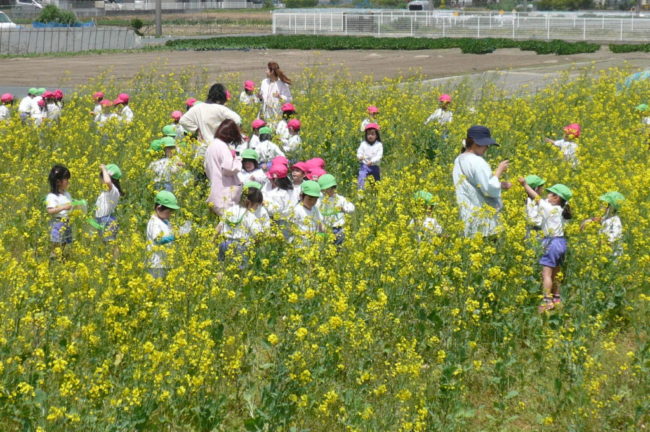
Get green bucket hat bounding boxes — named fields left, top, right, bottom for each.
left=599, top=191, right=625, bottom=210
left=162, top=124, right=177, bottom=137
left=244, top=181, right=262, bottom=190
left=317, top=173, right=337, bottom=190
left=28, top=88, right=38, bottom=95
left=413, top=190, right=435, bottom=206
left=301, top=180, right=321, bottom=198
left=37, top=88, right=46, bottom=96
left=259, top=126, right=273, bottom=135
left=149, top=138, right=163, bottom=152
left=160, top=136, right=176, bottom=148
left=547, top=184, right=573, bottom=202
left=105, top=163, right=122, bottom=180
left=635, top=103, right=649, bottom=112
left=525, top=175, right=546, bottom=189
left=241, top=149, right=259, bottom=161
left=155, top=190, right=180, bottom=209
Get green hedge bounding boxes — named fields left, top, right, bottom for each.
left=165, top=35, right=601, bottom=55
left=609, top=43, right=650, bottom=53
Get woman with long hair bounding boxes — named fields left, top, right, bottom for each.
left=260, top=62, right=293, bottom=123
left=204, top=119, right=244, bottom=216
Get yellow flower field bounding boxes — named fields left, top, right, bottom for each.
left=0, top=65, right=648, bottom=431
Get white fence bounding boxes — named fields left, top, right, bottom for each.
left=272, top=10, right=650, bottom=42
left=0, top=27, right=140, bottom=54
left=100, top=1, right=258, bottom=11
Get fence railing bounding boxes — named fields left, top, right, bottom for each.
left=0, top=27, right=140, bottom=54
left=101, top=0, right=258, bottom=11
left=272, top=10, right=650, bottom=42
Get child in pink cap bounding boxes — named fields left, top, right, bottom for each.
left=95, top=99, right=117, bottom=125
left=185, top=98, right=197, bottom=111
left=44, top=91, right=61, bottom=121
left=425, top=94, right=453, bottom=126
left=306, top=167, right=326, bottom=181
left=114, top=93, right=133, bottom=123
left=237, top=118, right=266, bottom=155
left=357, top=123, right=383, bottom=189
left=275, top=103, right=297, bottom=145
left=54, top=89, right=64, bottom=108
left=545, top=123, right=580, bottom=167
left=239, top=80, right=260, bottom=105
left=0, top=93, right=14, bottom=121
left=265, top=163, right=296, bottom=226
left=171, top=110, right=186, bottom=137
left=360, top=105, right=379, bottom=132
left=92, top=91, right=104, bottom=116
left=282, top=118, right=302, bottom=153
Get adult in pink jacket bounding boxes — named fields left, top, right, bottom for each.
left=204, top=119, right=243, bottom=215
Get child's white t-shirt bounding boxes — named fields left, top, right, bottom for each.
left=425, top=108, right=453, bottom=126
left=239, top=91, right=260, bottom=105
left=291, top=203, right=323, bottom=234
left=282, top=134, right=302, bottom=153
left=18, top=96, right=32, bottom=114
left=526, top=197, right=542, bottom=227
left=265, top=188, right=294, bottom=219
left=357, top=140, right=383, bottom=165
left=47, top=103, right=61, bottom=120
left=317, top=194, right=355, bottom=228
left=120, top=106, right=134, bottom=123
left=92, top=103, right=102, bottom=116
left=149, top=157, right=180, bottom=183
left=257, top=140, right=285, bottom=164
left=642, top=116, right=650, bottom=125
left=46, top=192, right=72, bottom=219
left=600, top=215, right=622, bottom=244
left=240, top=168, right=267, bottom=186
left=220, top=205, right=267, bottom=241
left=537, top=199, right=565, bottom=237
left=275, top=119, right=289, bottom=143
left=0, top=105, right=10, bottom=121
left=410, top=216, right=443, bottom=238
left=552, top=139, right=578, bottom=166
left=95, top=184, right=120, bottom=218
left=146, top=215, right=173, bottom=268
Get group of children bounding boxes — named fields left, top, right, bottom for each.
left=0, top=88, right=65, bottom=125
left=37, top=84, right=628, bottom=312
left=92, top=92, right=134, bottom=124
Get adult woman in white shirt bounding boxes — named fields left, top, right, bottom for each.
left=452, top=126, right=511, bottom=237
left=260, top=62, right=292, bottom=123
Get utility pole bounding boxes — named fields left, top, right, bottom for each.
left=155, top=0, right=162, bottom=37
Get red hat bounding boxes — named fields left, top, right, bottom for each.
left=306, top=167, right=327, bottom=181
left=100, top=99, right=113, bottom=107
left=281, top=103, right=296, bottom=112
left=266, top=163, right=288, bottom=179
left=37, top=99, right=45, bottom=107
left=54, top=89, right=64, bottom=100
left=287, top=119, right=301, bottom=131
left=272, top=156, right=289, bottom=167
left=244, top=80, right=255, bottom=91
left=185, top=97, right=197, bottom=107
left=92, top=91, right=104, bottom=100
left=1, top=93, right=14, bottom=103
left=171, top=110, right=183, bottom=120
left=114, top=93, right=129, bottom=104
left=251, top=118, right=266, bottom=129
left=367, top=105, right=379, bottom=114
left=563, top=123, right=581, bottom=138
left=42, top=91, right=55, bottom=99
left=439, top=94, right=452, bottom=103
left=364, top=123, right=380, bottom=131
left=306, top=157, right=326, bottom=170
left=291, top=161, right=309, bottom=173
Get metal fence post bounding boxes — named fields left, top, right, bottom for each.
left=620, top=18, right=623, bottom=41
left=583, top=18, right=586, bottom=40
left=272, top=12, right=276, bottom=34
left=410, top=14, right=413, bottom=36
left=477, top=16, right=480, bottom=38
left=442, top=18, right=445, bottom=37
left=512, top=14, right=515, bottom=38
left=546, top=16, right=550, bottom=40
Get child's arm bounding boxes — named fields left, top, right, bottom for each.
left=517, top=177, right=540, bottom=200
left=99, top=164, right=113, bottom=189
left=46, top=202, right=72, bottom=215
left=579, top=216, right=602, bottom=231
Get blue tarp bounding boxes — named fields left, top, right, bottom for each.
left=32, top=21, right=95, bottom=28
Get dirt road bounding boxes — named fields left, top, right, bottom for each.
left=1, top=47, right=648, bottom=90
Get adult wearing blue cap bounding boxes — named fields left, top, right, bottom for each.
left=452, top=125, right=511, bottom=237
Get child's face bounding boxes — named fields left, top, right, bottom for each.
left=164, top=147, right=176, bottom=158
left=243, top=160, right=256, bottom=172
left=324, top=187, right=336, bottom=197
left=366, top=129, right=378, bottom=143
left=441, top=101, right=450, bottom=109
left=302, top=195, right=318, bottom=210
left=57, top=178, right=70, bottom=192
left=156, top=207, right=173, bottom=220
left=292, top=169, right=305, bottom=182
left=547, top=192, right=562, bottom=206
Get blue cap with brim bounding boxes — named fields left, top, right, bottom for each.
left=467, top=125, right=498, bottom=146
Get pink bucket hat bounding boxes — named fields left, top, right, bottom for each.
left=92, top=91, right=104, bottom=100
left=37, top=99, right=45, bottom=107
left=244, top=80, right=255, bottom=91
left=100, top=99, right=113, bottom=107
left=42, top=91, right=55, bottom=99
left=306, top=157, right=326, bottom=169
left=54, top=89, right=64, bottom=100
left=439, top=94, right=452, bottom=103
left=251, top=118, right=266, bottom=129
left=306, top=167, right=327, bottom=181
left=291, top=161, right=309, bottom=173
left=563, top=123, right=581, bottom=137
left=272, top=156, right=289, bottom=167
left=171, top=110, right=183, bottom=120
left=114, top=93, right=129, bottom=104
left=364, top=123, right=380, bottom=131
left=287, top=119, right=301, bottom=131
left=266, top=163, right=289, bottom=179
left=281, top=103, right=296, bottom=112
left=185, top=97, right=197, bottom=107
left=1, top=93, right=15, bottom=103
left=367, top=105, right=379, bottom=114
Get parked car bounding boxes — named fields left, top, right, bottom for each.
left=0, top=11, right=19, bottom=28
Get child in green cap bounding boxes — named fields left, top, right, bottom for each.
left=580, top=191, right=624, bottom=256
left=240, top=149, right=267, bottom=186
left=146, top=190, right=180, bottom=279
left=410, top=190, right=442, bottom=241
left=93, top=164, right=124, bottom=243
left=148, top=138, right=184, bottom=192
left=518, top=178, right=573, bottom=312
left=46, top=164, right=85, bottom=259
left=317, top=174, right=355, bottom=245
left=523, top=174, right=545, bottom=237
left=290, top=180, right=324, bottom=238
left=256, top=126, right=285, bottom=168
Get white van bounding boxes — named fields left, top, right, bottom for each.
left=407, top=0, right=433, bottom=10
left=0, top=11, right=19, bottom=28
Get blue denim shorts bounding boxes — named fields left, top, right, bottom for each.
left=539, top=236, right=567, bottom=267
left=50, top=219, right=72, bottom=244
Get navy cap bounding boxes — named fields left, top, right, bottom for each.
left=467, top=125, right=498, bottom=146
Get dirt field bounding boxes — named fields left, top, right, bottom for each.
left=1, top=47, right=649, bottom=91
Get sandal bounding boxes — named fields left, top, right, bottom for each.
left=538, top=297, right=554, bottom=313
left=552, top=295, right=562, bottom=306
